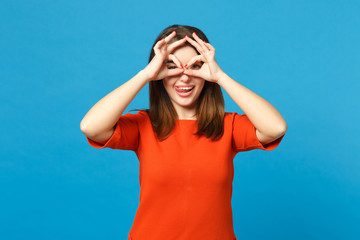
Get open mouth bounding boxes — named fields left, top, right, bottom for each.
left=175, top=86, right=195, bottom=97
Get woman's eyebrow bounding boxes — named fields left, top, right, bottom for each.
left=165, top=60, right=174, bottom=64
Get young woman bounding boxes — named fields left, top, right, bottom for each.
left=80, top=24, right=287, bottom=240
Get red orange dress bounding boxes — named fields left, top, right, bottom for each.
left=86, top=111, right=284, bottom=240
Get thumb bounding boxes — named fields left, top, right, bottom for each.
left=166, top=68, right=184, bottom=77
left=183, top=69, right=203, bottom=78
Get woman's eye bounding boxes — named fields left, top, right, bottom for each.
left=191, top=64, right=201, bottom=69
left=167, top=66, right=178, bottom=69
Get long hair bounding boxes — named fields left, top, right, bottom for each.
left=147, top=24, right=225, bottom=141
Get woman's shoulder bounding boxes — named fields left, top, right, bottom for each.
left=224, top=112, right=249, bottom=125
left=121, top=109, right=150, bottom=122
left=224, top=112, right=244, bottom=119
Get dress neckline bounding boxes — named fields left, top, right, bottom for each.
left=176, top=119, right=197, bottom=121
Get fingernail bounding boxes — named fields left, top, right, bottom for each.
left=204, top=41, right=207, bottom=44
left=172, top=31, right=175, bottom=34
left=180, top=65, right=183, bottom=68
left=182, top=36, right=186, bottom=39
left=194, top=32, right=197, bottom=35
left=186, top=35, right=189, bottom=38
left=184, top=64, right=188, bottom=68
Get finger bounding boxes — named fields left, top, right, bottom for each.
left=183, top=68, right=203, bottom=78
left=154, top=31, right=175, bottom=52
left=185, top=55, right=205, bottom=69
left=166, top=68, right=184, bottom=77
left=168, top=54, right=183, bottom=68
left=164, top=30, right=176, bottom=43
left=154, top=38, right=166, bottom=52
left=185, top=36, right=205, bottom=54
left=204, top=41, right=215, bottom=52
left=159, top=31, right=177, bottom=52
left=153, top=39, right=166, bottom=56
left=192, top=32, right=209, bottom=51
left=167, top=37, right=187, bottom=53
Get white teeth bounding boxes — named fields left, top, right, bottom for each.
left=178, top=87, right=194, bottom=90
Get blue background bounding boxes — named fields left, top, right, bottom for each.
left=1, top=0, right=359, bottom=239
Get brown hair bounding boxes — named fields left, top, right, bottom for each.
left=147, top=24, right=225, bottom=141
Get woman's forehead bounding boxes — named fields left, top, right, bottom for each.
left=171, top=46, right=199, bottom=62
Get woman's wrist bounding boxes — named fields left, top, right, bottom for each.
left=215, top=71, right=228, bottom=86
left=138, top=69, right=154, bottom=83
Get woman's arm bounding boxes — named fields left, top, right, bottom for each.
left=80, top=70, right=150, bottom=141
left=217, top=73, right=287, bottom=145
left=183, top=33, right=287, bottom=146
left=80, top=31, right=187, bottom=142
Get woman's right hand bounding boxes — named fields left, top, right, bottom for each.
left=142, top=31, right=187, bottom=81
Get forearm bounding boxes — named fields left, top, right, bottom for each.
left=217, top=72, right=287, bottom=137
left=80, top=70, right=149, bottom=137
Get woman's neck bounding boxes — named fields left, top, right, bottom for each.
left=174, top=105, right=197, bottom=120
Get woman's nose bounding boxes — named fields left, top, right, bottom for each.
left=179, top=73, right=191, bottom=82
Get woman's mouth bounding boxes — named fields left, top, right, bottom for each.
left=175, top=86, right=195, bottom=97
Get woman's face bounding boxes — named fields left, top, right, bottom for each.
left=163, top=45, right=205, bottom=115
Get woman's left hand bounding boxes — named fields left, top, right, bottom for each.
left=183, top=32, right=225, bottom=84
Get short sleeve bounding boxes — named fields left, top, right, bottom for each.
left=232, top=113, right=284, bottom=152
left=85, top=111, right=147, bottom=151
